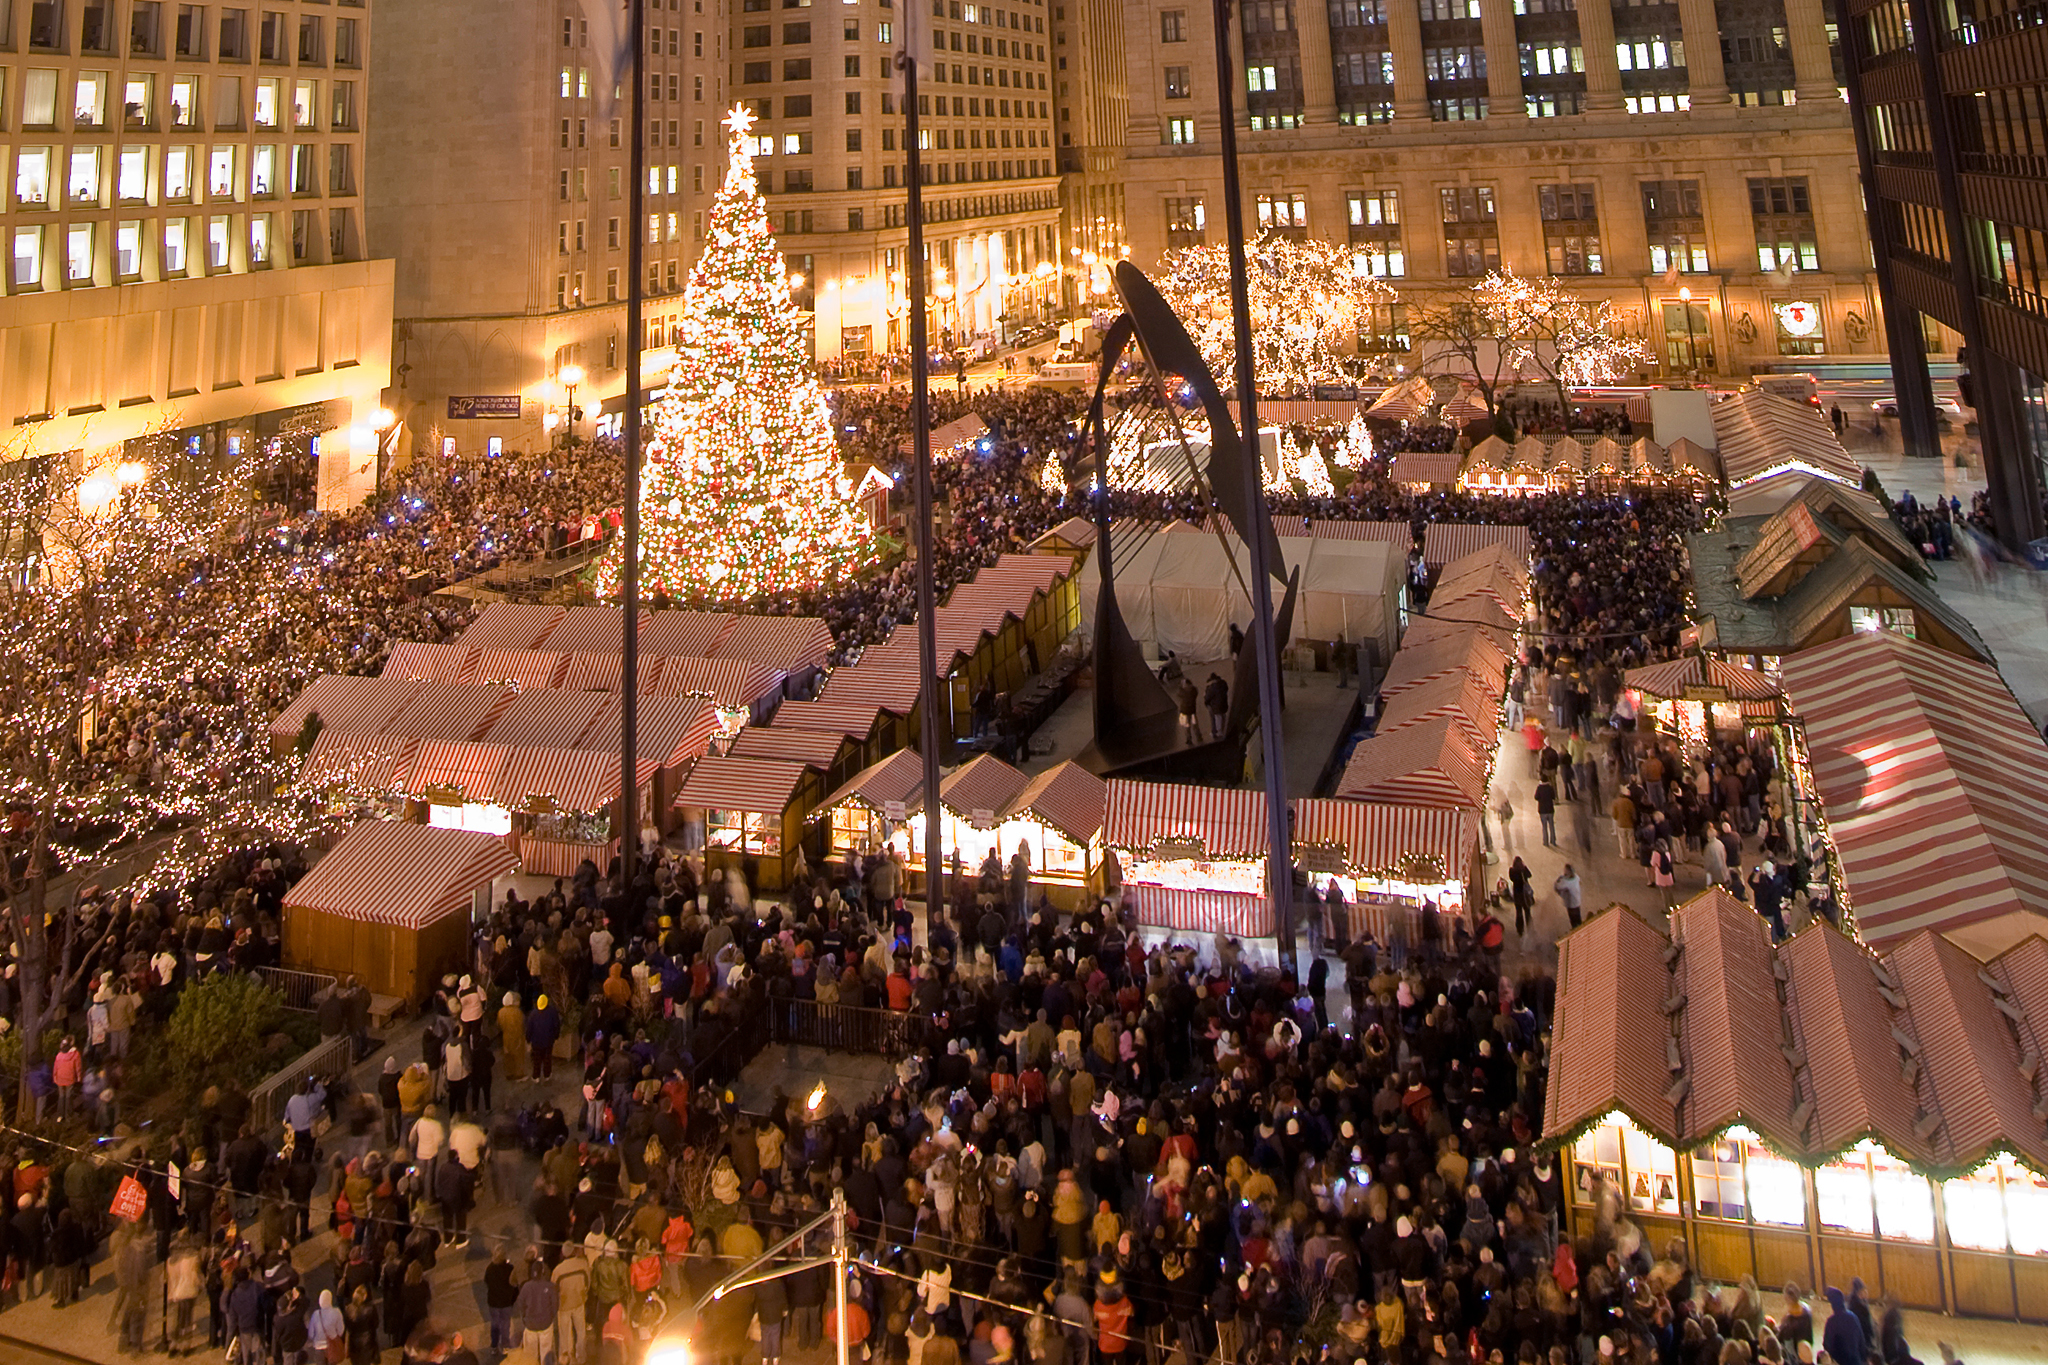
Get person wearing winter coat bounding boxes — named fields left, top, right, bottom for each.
left=1823, top=1286, right=1867, bottom=1365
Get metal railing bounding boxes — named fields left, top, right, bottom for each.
left=769, top=998, right=937, bottom=1056
left=250, top=964, right=338, bottom=1013
left=248, top=1033, right=354, bottom=1133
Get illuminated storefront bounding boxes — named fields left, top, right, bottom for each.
left=1547, top=891, right=2048, bottom=1321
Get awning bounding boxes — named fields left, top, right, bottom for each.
left=535, top=606, right=652, bottom=654
left=1105, top=779, right=1272, bottom=861
left=773, top=697, right=888, bottom=741
left=1122, top=884, right=1271, bottom=938
left=1624, top=654, right=1782, bottom=721
left=377, top=681, right=515, bottom=742
left=271, top=675, right=421, bottom=741
left=284, top=821, right=519, bottom=929
left=1293, top=797, right=1476, bottom=881
left=728, top=726, right=851, bottom=770
left=1779, top=631, right=2048, bottom=948
left=641, top=610, right=740, bottom=659
left=673, top=756, right=811, bottom=816
left=1388, top=451, right=1463, bottom=485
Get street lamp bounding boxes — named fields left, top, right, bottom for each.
left=1677, top=286, right=1698, bottom=380
left=557, top=363, right=586, bottom=449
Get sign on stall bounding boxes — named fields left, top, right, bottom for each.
left=883, top=800, right=907, bottom=822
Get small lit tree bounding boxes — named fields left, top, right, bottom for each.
left=1154, top=233, right=1398, bottom=396
left=1411, top=271, right=1650, bottom=419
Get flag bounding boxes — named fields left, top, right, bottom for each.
left=899, top=0, right=936, bottom=81
left=584, top=0, right=634, bottom=121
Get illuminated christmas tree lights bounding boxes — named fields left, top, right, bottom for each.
left=598, top=106, right=879, bottom=603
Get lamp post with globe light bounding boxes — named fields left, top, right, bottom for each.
left=557, top=363, right=586, bottom=450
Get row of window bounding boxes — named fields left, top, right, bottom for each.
left=9, top=205, right=350, bottom=292
left=11, top=139, right=347, bottom=207
left=1574, top=1120, right=2048, bottom=1257
left=1165, top=176, right=1821, bottom=278
left=19, top=3, right=361, bottom=67
left=7, top=68, right=356, bottom=134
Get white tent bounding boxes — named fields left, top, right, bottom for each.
left=1080, top=526, right=1398, bottom=664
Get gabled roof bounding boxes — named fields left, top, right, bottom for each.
left=1712, top=387, right=1861, bottom=487
left=1375, top=669, right=1502, bottom=753
left=454, top=603, right=564, bottom=651
left=1336, top=715, right=1491, bottom=809
left=816, top=748, right=927, bottom=816
left=285, top=822, right=519, bottom=930
left=728, top=725, right=856, bottom=771
left=1006, top=762, right=1109, bottom=847
left=1379, top=627, right=1511, bottom=701
left=1104, top=779, right=1272, bottom=862
left=1780, top=539, right=1986, bottom=658
left=1544, top=889, right=2048, bottom=1176
left=938, top=753, right=1033, bottom=824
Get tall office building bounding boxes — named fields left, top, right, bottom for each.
left=1838, top=0, right=2047, bottom=547
left=1, top=0, right=394, bottom=510
left=1051, top=0, right=1129, bottom=309
left=742, top=0, right=1064, bottom=362
left=1116, top=0, right=1881, bottom=387
left=368, top=0, right=728, bottom=453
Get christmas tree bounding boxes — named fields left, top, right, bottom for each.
left=598, top=106, right=878, bottom=604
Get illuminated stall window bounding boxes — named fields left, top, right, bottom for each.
left=1689, top=1140, right=1748, bottom=1221
left=1572, top=1123, right=1623, bottom=1204
left=1740, top=1135, right=1808, bottom=1227
left=1815, top=1152, right=1875, bottom=1235
left=1624, top=1125, right=1681, bottom=1215
left=708, top=808, right=782, bottom=857
left=1943, top=1157, right=2048, bottom=1255
left=1868, top=1146, right=1935, bottom=1242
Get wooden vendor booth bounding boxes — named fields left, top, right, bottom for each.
left=1545, top=890, right=2048, bottom=1323
left=1292, top=796, right=1479, bottom=941
left=672, top=755, right=821, bottom=892
left=1107, top=780, right=1276, bottom=950
left=283, top=821, right=519, bottom=1003
left=812, top=751, right=1109, bottom=908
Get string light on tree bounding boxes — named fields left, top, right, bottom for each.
left=596, top=106, right=879, bottom=604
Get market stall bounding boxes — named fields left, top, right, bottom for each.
left=813, top=749, right=928, bottom=869
left=1622, top=653, right=1786, bottom=754
left=1293, top=796, right=1478, bottom=940
left=672, top=755, right=820, bottom=891
left=282, top=821, right=520, bottom=1002
left=1336, top=715, right=1491, bottom=810
left=1106, top=779, right=1274, bottom=947
left=1544, top=891, right=2048, bottom=1321
left=495, top=748, right=660, bottom=877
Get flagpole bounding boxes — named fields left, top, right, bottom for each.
left=898, top=46, right=945, bottom=929
left=621, top=0, right=646, bottom=876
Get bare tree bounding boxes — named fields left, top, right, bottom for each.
left=1406, top=291, right=1522, bottom=418
left=1411, top=272, right=1651, bottom=420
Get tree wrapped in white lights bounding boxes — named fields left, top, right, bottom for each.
left=1154, top=233, right=1398, bottom=396
left=1415, top=271, right=1650, bottom=419
left=1340, top=413, right=1375, bottom=470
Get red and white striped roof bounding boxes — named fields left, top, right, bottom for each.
left=729, top=726, right=852, bottom=770
left=538, top=606, right=650, bottom=654
left=383, top=641, right=470, bottom=683
left=377, top=681, right=515, bottom=742
left=710, top=616, right=834, bottom=674
left=772, top=697, right=888, bottom=740
left=820, top=664, right=926, bottom=715
left=297, top=733, right=421, bottom=791
left=940, top=754, right=1033, bottom=824
left=652, top=656, right=787, bottom=710
left=270, top=675, right=422, bottom=740
left=672, top=755, right=811, bottom=815
left=1007, top=762, right=1109, bottom=847
left=1422, top=524, right=1533, bottom=572
left=1105, top=780, right=1272, bottom=862
left=1336, top=716, right=1491, bottom=810
left=1389, top=451, right=1463, bottom=486
left=285, top=821, right=520, bottom=930
left=480, top=689, right=615, bottom=750
left=401, top=740, right=511, bottom=800
left=1779, top=632, right=2048, bottom=946
left=1294, top=798, right=1477, bottom=880
left=461, top=648, right=571, bottom=690
left=557, top=651, right=634, bottom=693
left=1712, top=388, right=1860, bottom=488
left=601, top=693, right=723, bottom=768
left=1624, top=654, right=1781, bottom=703
left=1122, top=884, right=1270, bottom=939
left=490, top=748, right=659, bottom=814
left=641, top=610, right=739, bottom=659
left=1376, top=669, right=1502, bottom=754
left=455, top=603, right=564, bottom=651
left=817, top=748, right=928, bottom=816
left=1379, top=628, right=1510, bottom=701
